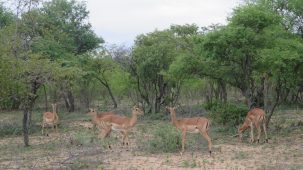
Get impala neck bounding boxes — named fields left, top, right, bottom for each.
left=169, top=110, right=178, bottom=126
left=52, top=105, right=56, bottom=114
left=239, top=119, right=250, bottom=133
left=129, top=111, right=138, bottom=127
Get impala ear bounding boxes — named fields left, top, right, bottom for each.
left=175, top=104, right=181, bottom=109
left=133, top=105, right=140, bottom=111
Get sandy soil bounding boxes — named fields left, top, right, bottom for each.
left=0, top=111, right=303, bottom=170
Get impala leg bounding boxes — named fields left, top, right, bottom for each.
left=41, top=122, right=45, bottom=135
left=263, top=122, right=268, bottom=143
left=200, top=129, right=212, bottom=156
left=256, top=123, right=261, bottom=143
left=52, top=122, right=55, bottom=134
left=121, top=131, right=126, bottom=146
left=102, top=127, right=111, bottom=138
left=93, top=124, right=97, bottom=133
left=55, top=124, right=58, bottom=133
left=101, top=127, right=112, bottom=149
left=250, top=122, right=254, bottom=143
left=125, top=131, right=129, bottom=146
left=181, top=130, right=186, bottom=156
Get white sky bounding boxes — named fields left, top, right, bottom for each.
left=86, top=0, right=242, bottom=46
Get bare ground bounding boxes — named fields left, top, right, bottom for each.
left=0, top=110, right=302, bottom=170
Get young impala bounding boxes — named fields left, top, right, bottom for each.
left=86, top=108, right=115, bottom=131
left=95, top=105, right=144, bottom=147
left=166, top=106, right=212, bottom=156
left=238, top=108, right=268, bottom=143
left=42, top=103, right=59, bottom=135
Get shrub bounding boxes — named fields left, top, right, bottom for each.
left=145, top=124, right=182, bottom=153
left=204, top=100, right=248, bottom=126
left=0, top=122, right=40, bottom=137
left=143, top=112, right=168, bottom=121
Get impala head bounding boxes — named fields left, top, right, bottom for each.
left=132, top=105, right=144, bottom=115
left=165, top=106, right=179, bottom=114
left=165, top=106, right=175, bottom=113
left=51, top=103, right=57, bottom=113
left=86, top=108, right=97, bottom=116
left=238, top=123, right=248, bottom=142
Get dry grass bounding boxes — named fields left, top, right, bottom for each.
left=0, top=109, right=302, bottom=170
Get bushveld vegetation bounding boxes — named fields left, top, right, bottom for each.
left=0, top=0, right=303, bottom=169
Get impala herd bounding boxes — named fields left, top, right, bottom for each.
left=42, top=104, right=269, bottom=156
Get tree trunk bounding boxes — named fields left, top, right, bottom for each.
left=63, top=90, right=75, bottom=112
left=23, top=81, right=39, bottom=147
left=266, top=102, right=278, bottom=128
left=242, top=88, right=254, bottom=109
left=154, top=77, right=167, bottom=113
left=255, top=76, right=265, bottom=108
left=104, top=84, right=117, bottom=108
left=23, top=108, right=31, bottom=146
left=43, top=84, right=48, bottom=112
left=67, top=90, right=75, bottom=112
left=219, top=80, right=227, bottom=103
left=96, top=77, right=118, bottom=109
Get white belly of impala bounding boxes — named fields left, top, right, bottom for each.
left=111, top=124, right=126, bottom=132
left=186, top=126, right=200, bottom=133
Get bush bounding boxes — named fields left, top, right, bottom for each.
left=71, top=131, right=95, bottom=146
left=144, top=124, right=182, bottom=153
left=0, top=122, right=41, bottom=137
left=203, top=100, right=248, bottom=126
left=143, top=112, right=168, bottom=121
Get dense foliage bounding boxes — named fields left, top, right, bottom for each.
left=0, top=0, right=302, bottom=145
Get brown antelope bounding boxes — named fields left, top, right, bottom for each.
left=166, top=106, right=212, bottom=156
left=86, top=108, right=115, bottom=130
left=96, top=105, right=144, bottom=147
left=238, top=108, right=268, bottom=143
left=42, top=103, right=59, bottom=135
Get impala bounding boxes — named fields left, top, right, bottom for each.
left=96, top=105, right=144, bottom=147
left=42, top=103, right=59, bottom=135
left=238, top=108, right=268, bottom=143
left=86, top=108, right=115, bottom=130
left=166, top=106, right=212, bottom=156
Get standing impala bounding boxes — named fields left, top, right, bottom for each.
left=166, top=106, right=212, bottom=156
left=96, top=105, right=144, bottom=147
left=42, top=103, right=59, bottom=135
left=86, top=108, right=115, bottom=131
left=238, top=108, right=268, bottom=143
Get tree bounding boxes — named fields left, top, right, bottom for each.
left=130, top=24, right=199, bottom=113
left=171, top=3, right=303, bottom=125
left=80, top=51, right=128, bottom=109
left=32, top=0, right=103, bottom=112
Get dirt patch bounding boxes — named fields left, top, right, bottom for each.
left=0, top=110, right=303, bottom=170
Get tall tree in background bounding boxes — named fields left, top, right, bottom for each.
left=131, top=24, right=198, bottom=113
left=170, top=2, right=303, bottom=125
left=32, top=0, right=103, bottom=112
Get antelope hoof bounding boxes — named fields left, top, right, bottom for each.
left=257, top=139, right=260, bottom=143
left=108, top=145, right=112, bottom=150
left=209, top=151, right=212, bottom=156
left=265, top=139, right=269, bottom=143
left=179, top=151, right=184, bottom=156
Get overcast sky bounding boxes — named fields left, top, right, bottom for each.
left=86, top=0, right=242, bottom=46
